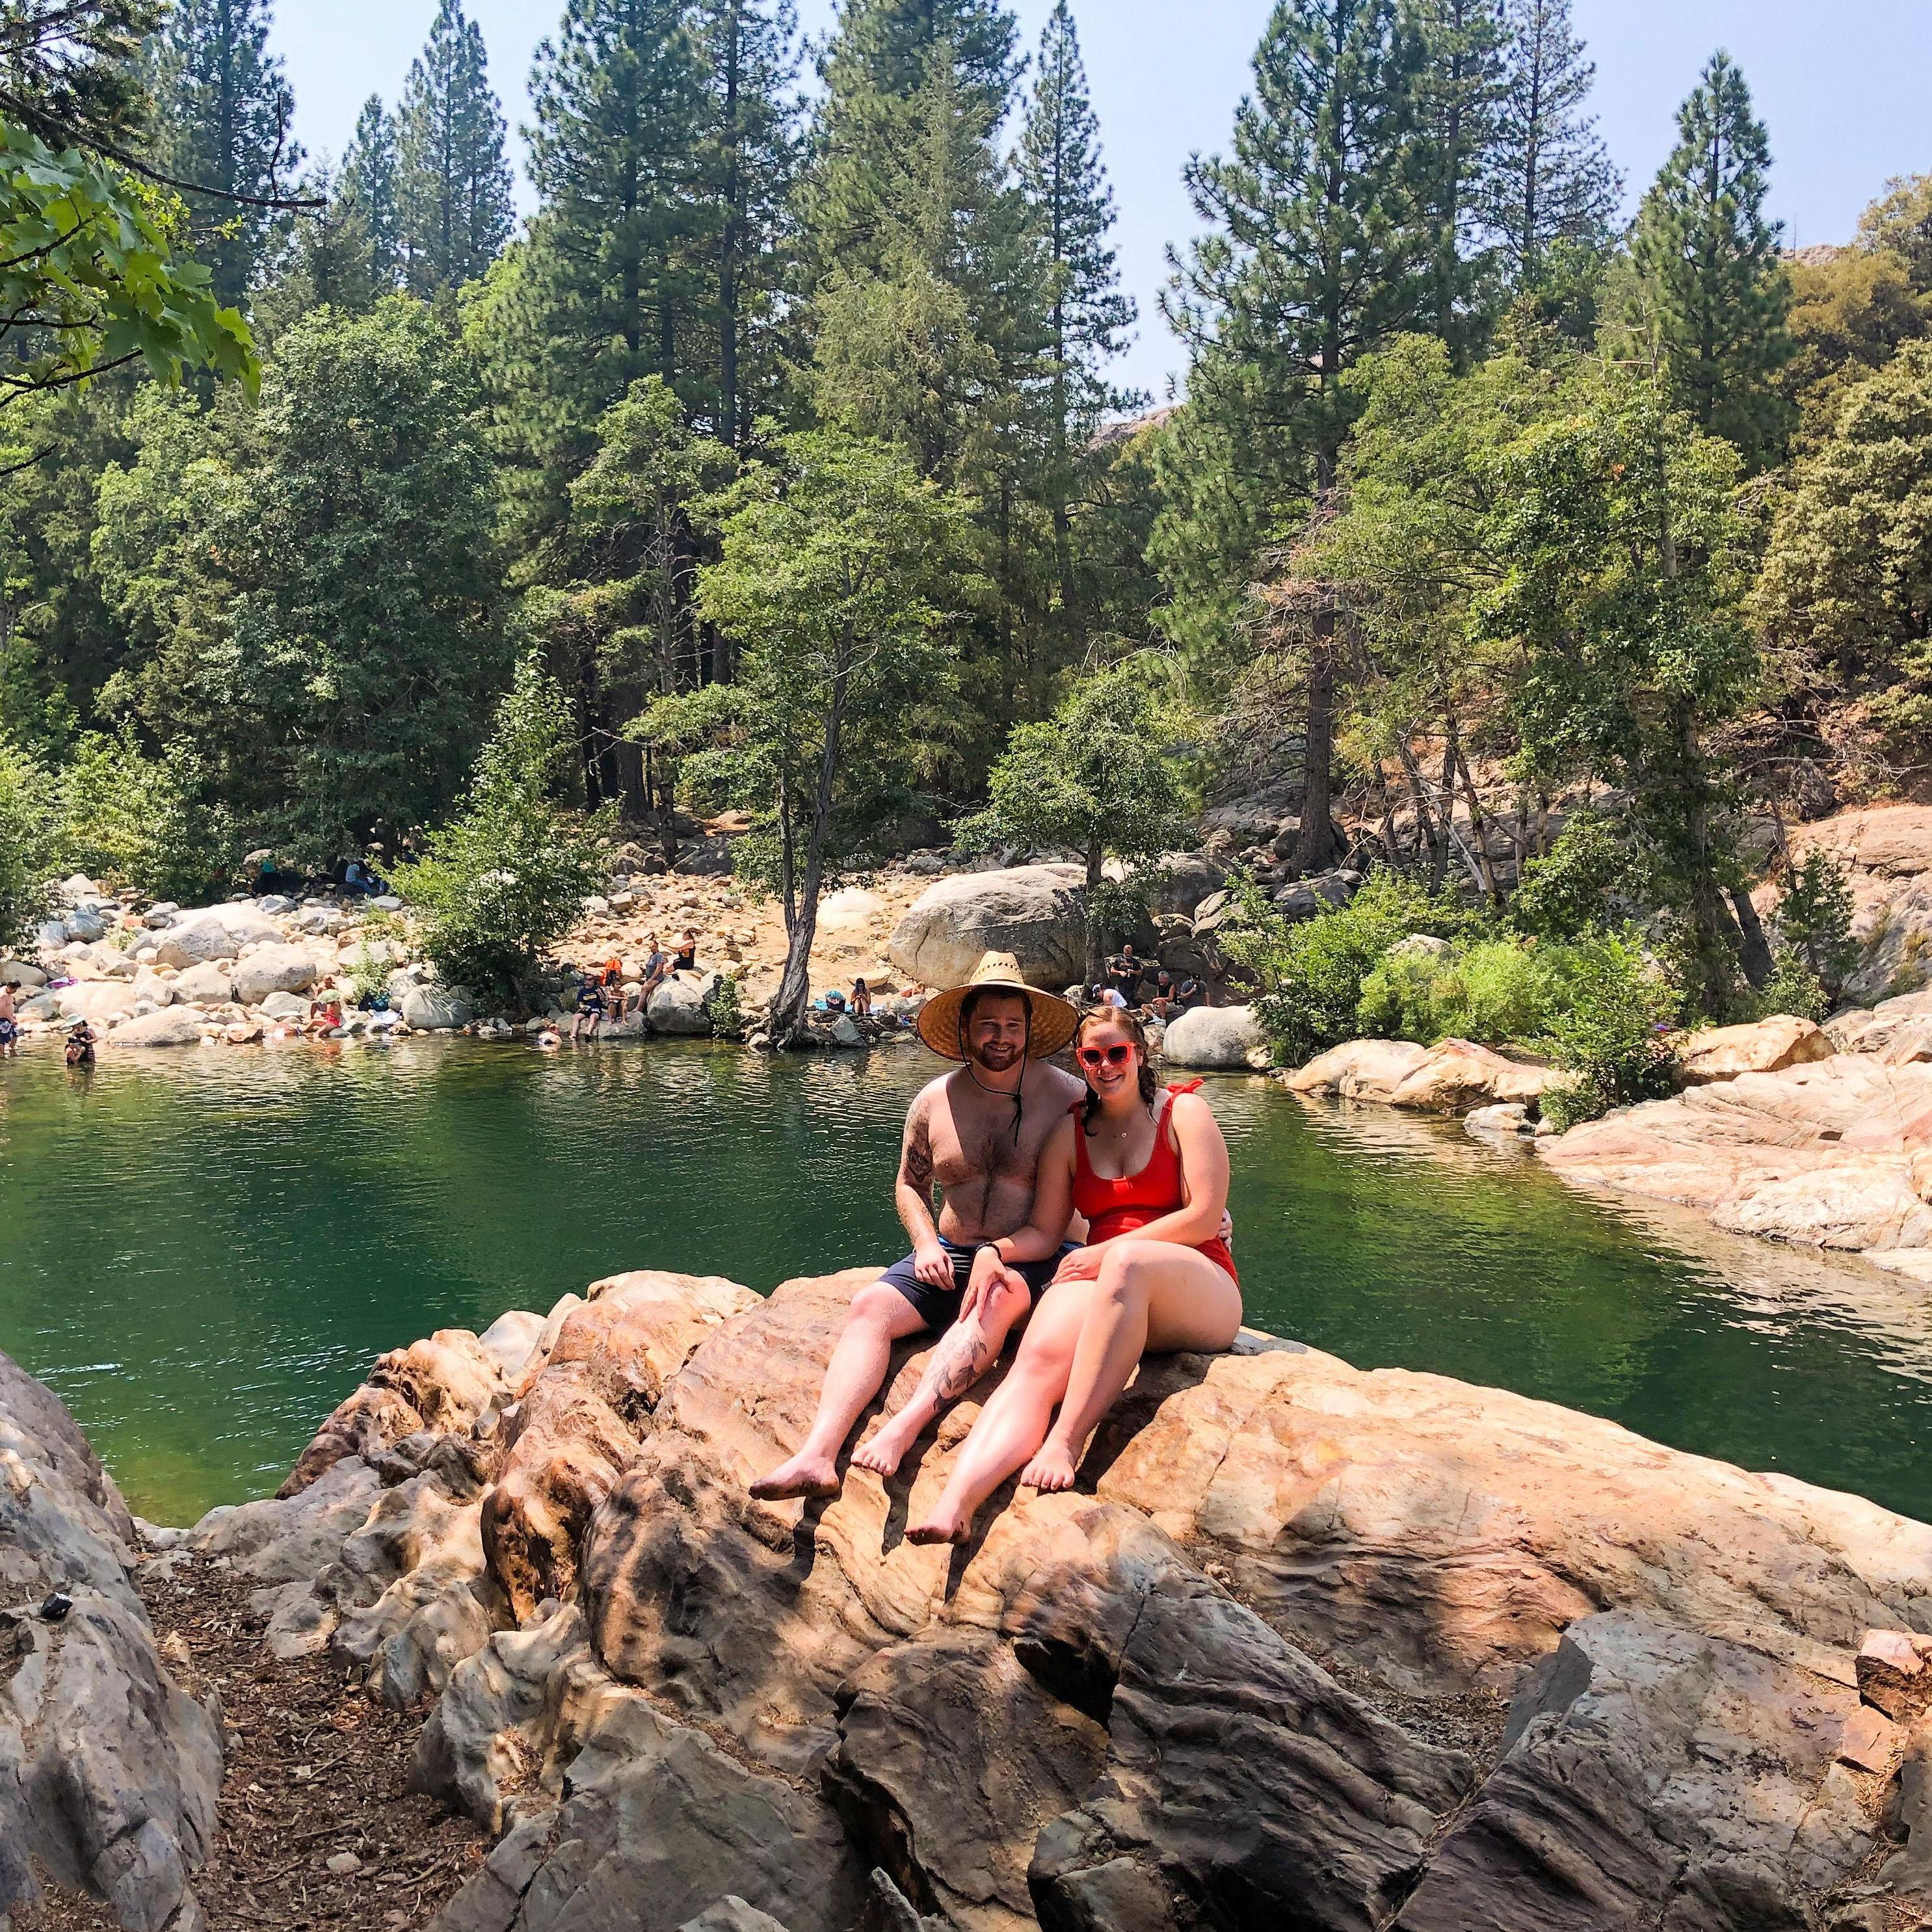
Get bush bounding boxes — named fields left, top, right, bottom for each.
left=708, top=971, right=744, bottom=1040
left=392, top=659, right=613, bottom=1012
left=1541, top=931, right=1679, bottom=1128
left=52, top=730, right=232, bottom=904
left=0, top=739, right=52, bottom=947
left=1222, top=868, right=1483, bottom=1065
left=1357, top=936, right=1565, bottom=1045
left=1773, top=851, right=1857, bottom=1004
left=1509, top=808, right=1643, bottom=940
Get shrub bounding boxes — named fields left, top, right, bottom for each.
left=1773, top=851, right=1857, bottom=1004
left=1357, top=937, right=1564, bottom=1046
left=0, top=739, right=52, bottom=947
left=1541, top=931, right=1679, bottom=1128
left=708, top=971, right=744, bottom=1040
left=52, top=730, right=232, bottom=904
left=393, top=659, right=613, bottom=1012
left=1509, top=808, right=1642, bottom=940
left=1221, top=868, right=1483, bottom=1065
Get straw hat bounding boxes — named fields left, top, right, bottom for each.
left=916, top=951, right=1080, bottom=1062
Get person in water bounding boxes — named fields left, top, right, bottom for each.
left=751, top=953, right=1085, bottom=1501
left=906, top=1005, right=1242, bottom=1544
left=65, top=1018, right=97, bottom=1067
left=0, top=981, right=17, bottom=1057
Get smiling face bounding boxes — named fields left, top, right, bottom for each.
left=963, top=990, right=1029, bottom=1072
left=1075, top=1014, right=1142, bottom=1104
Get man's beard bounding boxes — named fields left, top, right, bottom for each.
left=970, top=1040, right=1022, bottom=1073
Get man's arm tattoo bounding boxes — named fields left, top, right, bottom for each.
left=902, top=1115, right=934, bottom=1195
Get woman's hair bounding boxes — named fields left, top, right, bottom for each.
left=1076, top=1007, right=1159, bottom=1135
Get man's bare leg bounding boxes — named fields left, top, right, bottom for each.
left=851, top=1275, right=1033, bottom=1478
left=750, top=1281, right=933, bottom=1500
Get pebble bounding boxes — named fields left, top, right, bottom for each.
left=325, top=1851, right=363, bottom=1876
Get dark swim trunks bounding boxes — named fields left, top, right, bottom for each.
left=882, top=1238, right=1080, bottom=1332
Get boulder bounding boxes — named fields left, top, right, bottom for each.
left=35, top=918, right=69, bottom=951
left=259, top=990, right=311, bottom=1022
left=1161, top=1003, right=1266, bottom=1070
left=170, top=960, right=234, bottom=1004
left=887, top=865, right=1087, bottom=991
left=402, top=985, right=478, bottom=1032
left=1386, top=1039, right=1552, bottom=1113
left=63, top=908, right=106, bottom=944
left=648, top=973, right=720, bottom=1037
left=1673, top=1015, right=1834, bottom=1087
left=131, top=967, right=174, bottom=1007
left=0, top=1351, right=221, bottom=1931
left=1541, top=1056, right=1932, bottom=1258
left=815, top=888, right=887, bottom=934
left=1287, top=1038, right=1433, bottom=1102
left=110, top=1009, right=205, bottom=1048
left=233, top=942, right=322, bottom=1007
left=152, top=904, right=280, bottom=970
left=0, top=958, right=46, bottom=988
left=17, top=991, right=58, bottom=1022
left=57, top=981, right=140, bottom=1024
left=1272, top=867, right=1364, bottom=923
left=1150, top=851, right=1227, bottom=917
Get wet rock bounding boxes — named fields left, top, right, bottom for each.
left=1674, top=1015, right=1834, bottom=1087
left=887, top=866, right=1087, bottom=991
left=1160, top=1003, right=1265, bottom=1070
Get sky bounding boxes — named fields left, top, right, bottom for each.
left=269, top=0, right=1932, bottom=403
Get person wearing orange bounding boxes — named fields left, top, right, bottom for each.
left=906, top=1005, right=1241, bottom=1544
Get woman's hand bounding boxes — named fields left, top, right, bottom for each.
left=1050, top=1245, right=1105, bottom=1285
left=960, top=1245, right=1012, bottom=1321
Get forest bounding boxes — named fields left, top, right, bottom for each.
left=5, top=0, right=1932, bottom=1057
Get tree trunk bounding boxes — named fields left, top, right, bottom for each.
left=1296, top=637, right=1339, bottom=877
left=1396, top=739, right=1446, bottom=887
left=1730, top=886, right=1775, bottom=990
left=1085, top=842, right=1105, bottom=988
left=773, top=671, right=849, bottom=1044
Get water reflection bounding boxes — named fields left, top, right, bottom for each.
left=0, top=1039, right=1926, bottom=1525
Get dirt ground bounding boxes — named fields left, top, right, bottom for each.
left=15, top=1556, right=487, bottom=1932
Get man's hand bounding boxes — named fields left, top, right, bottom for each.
left=913, top=1240, right=955, bottom=1290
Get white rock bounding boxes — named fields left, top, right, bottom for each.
left=58, top=982, right=141, bottom=1024
left=111, top=1009, right=206, bottom=1048
left=259, top=990, right=311, bottom=1022
left=172, top=961, right=235, bottom=1004
left=648, top=973, right=719, bottom=1037
left=233, top=943, right=323, bottom=1007
left=370, top=895, right=403, bottom=912
left=887, top=865, right=1087, bottom=991
left=255, top=894, right=297, bottom=916
left=132, top=968, right=176, bottom=1008
left=1163, top=1005, right=1267, bottom=1071
left=400, top=985, right=476, bottom=1032
left=816, top=888, right=886, bottom=934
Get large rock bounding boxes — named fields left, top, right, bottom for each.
left=1777, top=806, right=1932, bottom=1005
left=647, top=973, right=719, bottom=1037
left=1287, top=1037, right=1433, bottom=1101
left=1673, top=1014, right=1834, bottom=1087
left=57, top=981, right=140, bottom=1024
left=887, top=866, right=1086, bottom=991
left=170, top=960, right=234, bottom=1005
left=1150, top=851, right=1226, bottom=917
left=1386, top=1038, right=1552, bottom=1113
left=0, top=1351, right=221, bottom=1931
left=232, top=941, right=322, bottom=1006
left=152, top=902, right=282, bottom=970
left=1542, top=1055, right=1932, bottom=1264
left=814, top=888, right=886, bottom=934
left=0, top=958, right=46, bottom=988
left=109, top=1009, right=205, bottom=1048
left=1161, top=1003, right=1265, bottom=1070
left=403, top=985, right=478, bottom=1032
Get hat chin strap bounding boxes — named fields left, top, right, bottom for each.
left=959, top=1000, right=1031, bottom=1142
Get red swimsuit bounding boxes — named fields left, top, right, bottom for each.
left=1069, top=1082, right=1239, bottom=1283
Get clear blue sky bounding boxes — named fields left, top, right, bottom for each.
left=270, top=0, right=1932, bottom=401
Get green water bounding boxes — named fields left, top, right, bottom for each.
left=1, top=1038, right=1928, bottom=1527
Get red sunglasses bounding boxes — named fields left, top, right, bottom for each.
left=1076, top=1043, right=1135, bottom=1070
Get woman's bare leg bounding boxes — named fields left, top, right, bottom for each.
left=906, top=1288, right=1092, bottom=1544
left=1020, top=1242, right=1241, bottom=1494
left=851, top=1276, right=1033, bottom=1477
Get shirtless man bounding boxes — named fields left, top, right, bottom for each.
left=752, top=953, right=1083, bottom=1502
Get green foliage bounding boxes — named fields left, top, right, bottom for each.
left=707, top=969, right=743, bottom=1040
left=1617, top=50, right=1792, bottom=468
left=1509, top=808, right=1639, bottom=938
left=393, top=657, right=614, bottom=1011
left=1, top=117, right=257, bottom=404
left=1858, top=173, right=1932, bottom=295
left=1540, top=930, right=1678, bottom=1128
left=51, top=727, right=230, bottom=901
left=0, top=735, right=52, bottom=946
left=343, top=934, right=391, bottom=1007
left=395, top=0, right=514, bottom=297
left=1773, top=850, right=1857, bottom=1003
left=0, top=2, right=160, bottom=152
left=1358, top=936, right=1563, bottom=1045
left=1224, top=867, right=1481, bottom=1065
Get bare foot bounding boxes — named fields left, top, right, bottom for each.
left=748, top=1453, right=841, bottom=1502
left=906, top=1501, right=976, bottom=1545
left=1020, top=1440, right=1079, bottom=1493
left=849, top=1409, right=926, bottom=1478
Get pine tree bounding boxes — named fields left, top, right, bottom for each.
left=396, top=0, right=515, bottom=297
left=697, top=0, right=800, bottom=449
left=149, top=0, right=301, bottom=306
left=341, top=95, right=403, bottom=293
left=1413, top=0, right=1505, bottom=364
left=1160, top=0, right=1435, bottom=871
left=1624, top=49, right=1792, bottom=468
left=1017, top=0, right=1135, bottom=651
left=1485, top=0, right=1619, bottom=282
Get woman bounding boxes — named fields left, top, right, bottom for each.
left=672, top=929, right=700, bottom=973
left=906, top=1006, right=1242, bottom=1544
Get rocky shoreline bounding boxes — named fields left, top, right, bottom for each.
left=8, top=1264, right=1932, bottom=1931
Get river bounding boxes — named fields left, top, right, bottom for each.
left=1, top=1037, right=1927, bottom=1525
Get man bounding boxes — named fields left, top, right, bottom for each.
left=1105, top=940, right=1146, bottom=1007
left=570, top=972, right=605, bottom=1042
left=0, top=981, right=16, bottom=1057
left=751, top=952, right=1083, bottom=1501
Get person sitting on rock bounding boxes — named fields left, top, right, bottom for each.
left=1146, top=970, right=1177, bottom=1020
left=571, top=973, right=605, bottom=1042
left=638, top=935, right=672, bottom=1005
left=673, top=929, right=700, bottom=973
left=305, top=983, right=345, bottom=1035
left=750, top=953, right=1087, bottom=1501
left=602, top=955, right=628, bottom=1023
left=851, top=977, right=873, bottom=1017
left=0, top=981, right=16, bottom=1057
left=906, top=1005, right=1242, bottom=1545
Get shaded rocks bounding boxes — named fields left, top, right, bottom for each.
left=1271, top=866, right=1364, bottom=923
left=888, top=866, right=1087, bottom=991
left=403, top=985, right=479, bottom=1033
left=1160, top=1003, right=1267, bottom=1070
left=1673, top=1014, right=1834, bottom=1087
left=0, top=1350, right=221, bottom=1932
